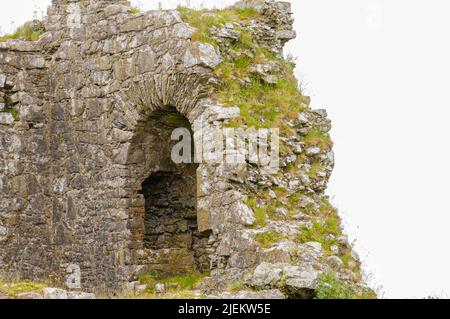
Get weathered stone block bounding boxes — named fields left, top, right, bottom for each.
left=197, top=205, right=212, bottom=233
left=0, top=73, right=6, bottom=88
left=0, top=113, right=14, bottom=125
left=135, top=48, right=156, bottom=74
left=113, top=58, right=134, bottom=81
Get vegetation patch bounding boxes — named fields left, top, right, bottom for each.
left=314, top=272, right=356, bottom=299
left=296, top=214, right=341, bottom=255
left=294, top=197, right=361, bottom=273
left=0, top=22, right=44, bottom=42
left=129, top=7, right=141, bottom=14
left=178, top=6, right=308, bottom=133
left=139, top=270, right=207, bottom=294
left=4, top=107, right=20, bottom=121
left=315, top=272, right=377, bottom=299
left=308, top=162, right=325, bottom=178
left=0, top=280, right=46, bottom=297
left=255, top=231, right=282, bottom=248
left=296, top=199, right=341, bottom=250
left=302, top=129, right=332, bottom=149
left=254, top=207, right=268, bottom=227
left=178, top=7, right=259, bottom=46
left=216, top=56, right=307, bottom=131
left=226, top=279, right=246, bottom=292
left=246, top=197, right=267, bottom=227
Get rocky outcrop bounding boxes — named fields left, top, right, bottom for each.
left=0, top=0, right=371, bottom=298
left=8, top=289, right=94, bottom=300
left=217, top=289, right=285, bottom=299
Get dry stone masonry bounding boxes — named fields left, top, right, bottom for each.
left=0, top=0, right=371, bottom=298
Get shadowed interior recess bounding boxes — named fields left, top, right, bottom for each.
left=141, top=166, right=209, bottom=276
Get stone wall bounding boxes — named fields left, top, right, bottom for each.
left=0, top=0, right=368, bottom=297
left=0, top=0, right=226, bottom=291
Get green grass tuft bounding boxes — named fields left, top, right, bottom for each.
left=226, top=279, right=246, bottom=292
left=315, top=272, right=356, bottom=299
left=0, top=280, right=47, bottom=297
left=0, top=24, right=44, bottom=42
left=308, top=162, right=324, bottom=178
left=178, top=7, right=236, bottom=46
left=139, top=271, right=207, bottom=294
left=235, top=7, right=260, bottom=19
left=315, top=272, right=377, bottom=299
left=303, top=130, right=333, bottom=149
left=255, top=231, right=282, bottom=248
left=129, top=7, right=141, bottom=14
left=254, top=207, right=267, bottom=227
left=295, top=198, right=343, bottom=255
left=246, top=197, right=267, bottom=227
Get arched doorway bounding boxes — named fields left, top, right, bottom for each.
left=129, top=106, right=210, bottom=276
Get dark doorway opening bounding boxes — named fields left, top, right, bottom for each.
left=138, top=107, right=209, bottom=276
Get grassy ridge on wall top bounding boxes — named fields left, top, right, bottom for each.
left=178, top=7, right=309, bottom=132
left=0, top=24, right=44, bottom=42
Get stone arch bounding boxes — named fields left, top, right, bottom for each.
left=118, top=69, right=218, bottom=277
left=125, top=71, right=213, bottom=123
left=124, top=105, right=212, bottom=277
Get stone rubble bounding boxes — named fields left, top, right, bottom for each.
left=217, top=289, right=285, bottom=299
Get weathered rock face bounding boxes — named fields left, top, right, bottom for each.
left=0, top=0, right=368, bottom=297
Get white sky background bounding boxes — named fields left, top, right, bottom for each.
left=1, top=0, right=450, bottom=298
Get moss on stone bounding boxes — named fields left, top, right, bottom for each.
left=307, top=162, right=325, bottom=179
left=246, top=196, right=267, bottom=227
left=4, top=107, right=20, bottom=121
left=254, top=207, right=268, bottom=227
left=255, top=231, right=282, bottom=248
left=302, top=129, right=333, bottom=149
left=226, top=279, right=246, bottom=292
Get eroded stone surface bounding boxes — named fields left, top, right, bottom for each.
left=42, top=287, right=95, bottom=299
left=218, top=289, right=285, bottom=299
